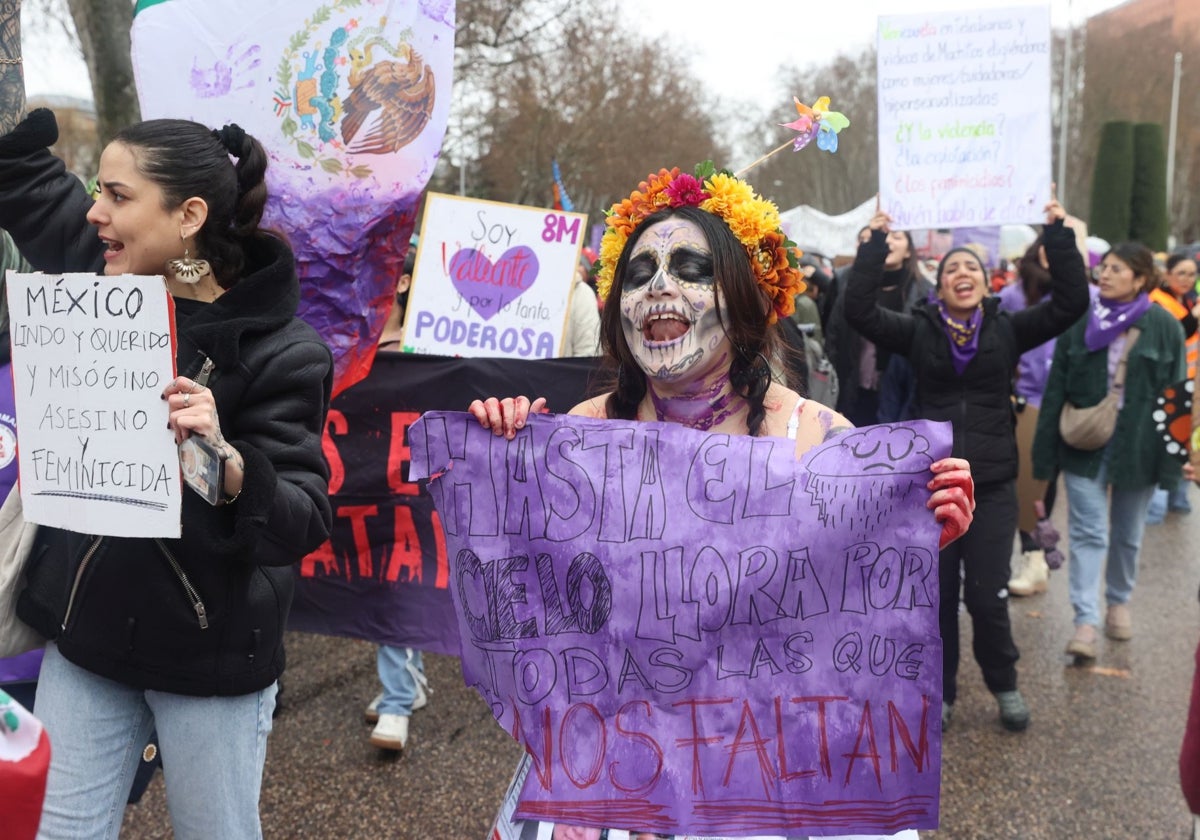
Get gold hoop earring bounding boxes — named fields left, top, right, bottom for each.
left=165, top=246, right=212, bottom=284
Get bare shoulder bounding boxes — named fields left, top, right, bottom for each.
left=761, top=385, right=850, bottom=432
left=791, top=397, right=854, bottom=457
left=760, top=383, right=803, bottom=437
left=569, top=394, right=610, bottom=417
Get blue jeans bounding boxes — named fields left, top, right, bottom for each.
left=377, top=645, right=426, bottom=716
left=1147, top=483, right=1192, bottom=522
left=1175, top=483, right=1194, bottom=512
left=1063, top=455, right=1157, bottom=628
left=34, top=643, right=276, bottom=840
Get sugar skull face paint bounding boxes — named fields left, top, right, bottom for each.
left=620, top=218, right=731, bottom=383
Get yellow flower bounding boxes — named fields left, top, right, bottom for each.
left=725, top=197, right=779, bottom=245
left=701, top=173, right=754, bottom=218
left=596, top=231, right=627, bottom=301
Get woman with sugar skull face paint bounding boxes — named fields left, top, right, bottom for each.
left=844, top=190, right=1089, bottom=736
left=612, top=211, right=748, bottom=431
left=474, top=165, right=974, bottom=549
left=471, top=164, right=977, bottom=840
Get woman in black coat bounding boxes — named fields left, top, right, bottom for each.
left=843, top=194, right=1088, bottom=733
left=0, top=7, right=332, bottom=833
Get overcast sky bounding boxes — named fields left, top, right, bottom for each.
left=623, top=0, right=1124, bottom=109
left=24, top=0, right=1126, bottom=106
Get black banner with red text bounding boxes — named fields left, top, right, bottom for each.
left=289, top=352, right=599, bottom=654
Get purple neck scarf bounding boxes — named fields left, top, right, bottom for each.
left=936, top=300, right=983, bottom=375
left=1085, top=293, right=1151, bottom=351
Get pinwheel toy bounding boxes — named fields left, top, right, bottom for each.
left=782, top=96, right=850, bottom=153
left=735, top=94, right=851, bottom=177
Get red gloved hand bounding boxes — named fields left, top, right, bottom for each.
left=927, top=457, right=975, bottom=550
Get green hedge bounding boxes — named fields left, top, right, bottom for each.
left=1130, top=122, right=1169, bottom=251
left=1089, top=121, right=1134, bottom=244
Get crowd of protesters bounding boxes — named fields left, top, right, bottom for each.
left=3, top=0, right=1200, bottom=831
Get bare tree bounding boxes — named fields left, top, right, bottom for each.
left=436, top=0, right=577, bottom=195
left=64, top=0, right=137, bottom=149
left=749, top=46, right=879, bottom=217
left=1049, top=26, right=1085, bottom=210
left=469, top=6, right=727, bottom=213
left=24, top=0, right=137, bottom=171
left=431, top=0, right=727, bottom=226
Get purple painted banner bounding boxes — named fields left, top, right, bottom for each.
left=409, top=412, right=950, bottom=837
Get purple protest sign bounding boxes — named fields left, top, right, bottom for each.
left=409, top=413, right=950, bottom=838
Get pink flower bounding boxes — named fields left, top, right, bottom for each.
left=665, top=173, right=709, bottom=207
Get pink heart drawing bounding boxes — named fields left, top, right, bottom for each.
left=448, top=245, right=540, bottom=320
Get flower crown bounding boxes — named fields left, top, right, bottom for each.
left=595, top=161, right=802, bottom=323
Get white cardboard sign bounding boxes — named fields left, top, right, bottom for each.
left=877, top=6, right=1052, bottom=229
left=402, top=193, right=586, bottom=358
left=6, top=272, right=181, bottom=537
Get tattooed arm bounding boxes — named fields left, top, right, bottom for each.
left=0, top=1, right=23, bottom=135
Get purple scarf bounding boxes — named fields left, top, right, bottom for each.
left=936, top=300, right=983, bottom=375
left=1084, top=293, right=1152, bottom=351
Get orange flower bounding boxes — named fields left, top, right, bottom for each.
left=751, top=231, right=802, bottom=324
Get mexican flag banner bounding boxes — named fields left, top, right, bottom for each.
left=131, top=0, right=455, bottom=394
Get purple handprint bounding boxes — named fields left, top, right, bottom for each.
left=419, top=0, right=453, bottom=26
left=190, top=43, right=262, bottom=99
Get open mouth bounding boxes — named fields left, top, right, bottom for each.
left=99, top=236, right=125, bottom=258
left=642, top=311, right=691, bottom=345
left=952, top=281, right=974, bottom=295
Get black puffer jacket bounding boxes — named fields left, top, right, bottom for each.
left=3, top=110, right=333, bottom=696
left=825, top=261, right=932, bottom=417
left=843, top=220, right=1089, bottom=485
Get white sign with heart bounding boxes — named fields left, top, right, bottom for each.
left=403, top=193, right=587, bottom=359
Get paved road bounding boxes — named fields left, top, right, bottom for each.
left=119, top=491, right=1200, bottom=839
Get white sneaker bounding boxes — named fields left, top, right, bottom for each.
left=364, top=679, right=429, bottom=724
left=1008, top=549, right=1049, bottom=596
left=365, top=693, right=383, bottom=724
left=369, top=714, right=410, bottom=750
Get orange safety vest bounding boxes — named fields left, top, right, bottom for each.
left=1150, top=287, right=1199, bottom=379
